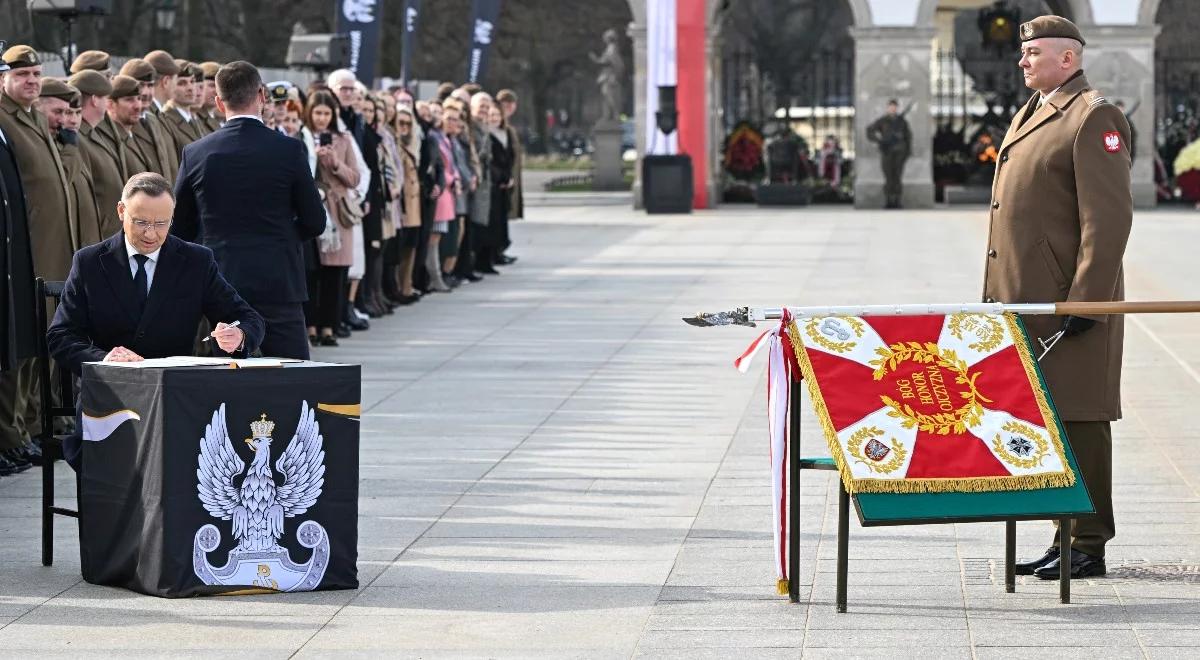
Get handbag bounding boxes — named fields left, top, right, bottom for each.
left=336, top=189, right=365, bottom=228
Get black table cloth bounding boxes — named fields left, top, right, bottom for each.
left=78, top=362, right=360, bottom=597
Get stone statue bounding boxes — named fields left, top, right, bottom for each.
left=590, top=28, right=624, bottom=121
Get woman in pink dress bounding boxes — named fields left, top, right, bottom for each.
left=427, top=102, right=461, bottom=292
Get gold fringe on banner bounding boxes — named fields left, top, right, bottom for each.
left=776, top=579, right=790, bottom=596
left=785, top=316, right=1076, bottom=496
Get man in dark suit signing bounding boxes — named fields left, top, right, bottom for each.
left=171, top=61, right=325, bottom=359
left=47, top=172, right=265, bottom=467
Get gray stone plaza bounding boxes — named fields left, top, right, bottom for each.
left=1, top=201, right=1199, bottom=657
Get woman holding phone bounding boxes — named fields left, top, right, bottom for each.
left=304, top=91, right=362, bottom=346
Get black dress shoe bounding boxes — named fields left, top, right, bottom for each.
left=395, top=294, right=420, bottom=305
left=334, top=323, right=352, bottom=338
left=0, top=454, right=17, bottom=477
left=319, top=335, right=339, bottom=347
left=1034, top=549, right=1106, bottom=580
left=477, top=266, right=500, bottom=275
left=1015, top=546, right=1060, bottom=576
left=443, top=274, right=462, bottom=289
left=309, top=335, right=320, bottom=347
left=1, top=449, right=31, bottom=473
left=22, top=440, right=43, bottom=466
left=497, top=254, right=517, bottom=265
left=463, top=273, right=484, bottom=283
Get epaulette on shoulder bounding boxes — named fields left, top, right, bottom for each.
left=1083, top=90, right=1109, bottom=107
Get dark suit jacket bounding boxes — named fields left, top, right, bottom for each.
left=171, top=117, right=325, bottom=304
left=47, top=233, right=265, bottom=376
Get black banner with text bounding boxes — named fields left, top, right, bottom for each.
left=466, top=0, right=503, bottom=84
left=400, top=0, right=422, bottom=86
left=336, top=0, right=384, bottom=84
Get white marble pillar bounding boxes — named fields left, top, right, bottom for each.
left=850, top=27, right=937, bottom=209
left=629, top=19, right=649, bottom=209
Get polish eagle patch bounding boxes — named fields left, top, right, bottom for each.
left=1103, top=131, right=1121, bottom=153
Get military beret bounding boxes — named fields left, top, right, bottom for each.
left=186, top=62, right=204, bottom=81
left=144, top=50, right=180, bottom=76
left=70, top=50, right=111, bottom=74
left=2, top=44, right=41, bottom=70
left=68, top=70, right=113, bottom=98
left=39, top=78, right=80, bottom=107
left=120, top=58, right=157, bottom=84
left=109, top=75, right=141, bottom=100
left=199, top=61, right=220, bottom=80
left=1019, top=15, right=1086, bottom=46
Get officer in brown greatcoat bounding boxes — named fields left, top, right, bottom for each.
left=161, top=60, right=204, bottom=159
left=118, top=58, right=177, bottom=181
left=37, top=79, right=104, bottom=248
left=0, top=45, right=77, bottom=464
left=982, top=16, right=1132, bottom=580
left=70, top=69, right=124, bottom=237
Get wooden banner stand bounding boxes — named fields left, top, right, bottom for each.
left=786, top=384, right=1089, bottom=612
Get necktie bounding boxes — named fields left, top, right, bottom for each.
left=132, top=254, right=149, bottom=313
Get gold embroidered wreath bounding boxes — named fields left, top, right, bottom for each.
left=870, top=342, right=993, bottom=436
left=991, top=420, right=1050, bottom=469
left=847, top=426, right=907, bottom=474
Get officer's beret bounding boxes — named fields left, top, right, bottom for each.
left=199, top=61, right=220, bottom=80
left=1019, top=15, right=1086, bottom=46
left=39, top=78, right=80, bottom=107
left=185, top=62, right=204, bottom=82
left=2, top=45, right=41, bottom=70
left=109, top=75, right=141, bottom=100
left=120, top=58, right=157, bottom=84
left=144, top=50, right=180, bottom=76
left=70, top=50, right=111, bottom=74
left=68, top=70, right=113, bottom=98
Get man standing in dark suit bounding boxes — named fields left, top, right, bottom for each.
left=47, top=173, right=264, bottom=466
left=171, top=61, right=325, bottom=359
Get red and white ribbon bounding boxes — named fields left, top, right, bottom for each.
left=733, top=310, right=794, bottom=594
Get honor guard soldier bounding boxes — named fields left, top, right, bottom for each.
left=38, top=79, right=105, bottom=248
left=982, top=16, right=1132, bottom=580
left=70, top=50, right=112, bottom=78
left=94, top=75, right=147, bottom=178
left=118, top=58, right=177, bottom=181
left=70, top=69, right=124, bottom=237
left=162, top=60, right=204, bottom=159
left=866, top=98, right=912, bottom=209
left=198, top=62, right=223, bottom=133
left=0, top=45, right=77, bottom=463
left=0, top=41, right=42, bottom=474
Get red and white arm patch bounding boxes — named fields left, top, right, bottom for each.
left=1103, top=131, right=1121, bottom=153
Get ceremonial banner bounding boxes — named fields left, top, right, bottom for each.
left=466, top=0, right=503, bottom=84
left=786, top=313, right=1074, bottom=495
left=400, top=0, right=422, bottom=86
left=336, top=0, right=384, bottom=85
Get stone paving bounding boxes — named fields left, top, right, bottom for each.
left=0, top=203, right=1199, bottom=658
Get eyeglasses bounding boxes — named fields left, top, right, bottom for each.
left=131, top=219, right=171, bottom=232
left=397, top=120, right=413, bottom=127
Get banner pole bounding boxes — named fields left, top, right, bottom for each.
left=680, top=302, right=1200, bottom=327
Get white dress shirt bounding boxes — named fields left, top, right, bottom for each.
left=225, top=114, right=264, bottom=124
left=124, top=236, right=162, bottom=293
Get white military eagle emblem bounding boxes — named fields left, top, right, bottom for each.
left=192, top=402, right=331, bottom=591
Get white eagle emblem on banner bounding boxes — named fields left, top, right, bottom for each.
left=192, top=402, right=330, bottom=592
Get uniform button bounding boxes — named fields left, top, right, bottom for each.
left=988, top=249, right=997, bottom=258
left=992, top=201, right=1000, bottom=209
left=984, top=296, right=995, bottom=303
left=1000, top=153, right=1009, bottom=163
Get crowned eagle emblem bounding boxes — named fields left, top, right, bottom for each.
left=193, top=402, right=331, bottom=591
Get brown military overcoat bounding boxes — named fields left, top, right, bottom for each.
left=983, top=72, right=1132, bottom=421
left=79, top=120, right=126, bottom=237
left=58, top=139, right=104, bottom=248
left=0, top=93, right=77, bottom=280
left=161, top=101, right=202, bottom=160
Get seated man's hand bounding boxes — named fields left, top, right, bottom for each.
left=104, top=346, right=144, bottom=362
left=210, top=323, right=245, bottom=354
